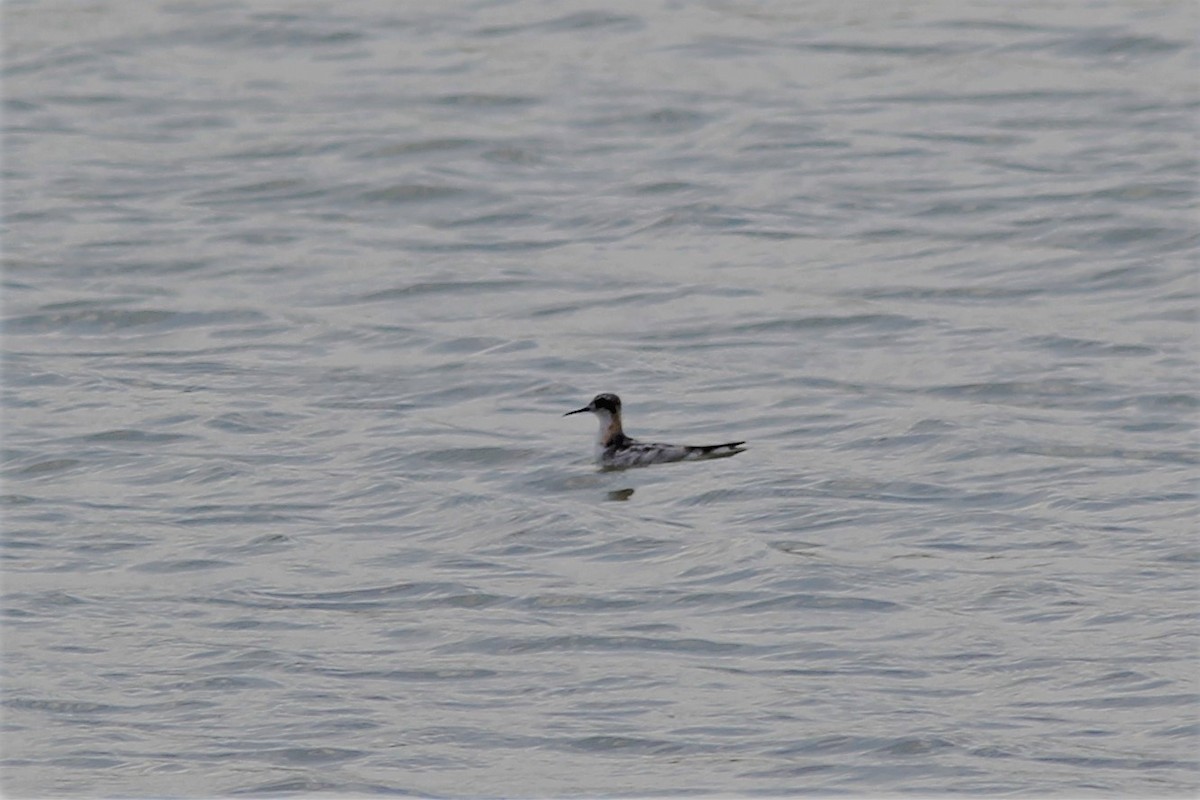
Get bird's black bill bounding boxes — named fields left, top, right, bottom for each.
left=563, top=406, right=590, bottom=416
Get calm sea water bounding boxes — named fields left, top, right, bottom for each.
left=3, top=0, right=1197, bottom=796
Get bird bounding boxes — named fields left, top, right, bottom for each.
left=564, top=393, right=746, bottom=469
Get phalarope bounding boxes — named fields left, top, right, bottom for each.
left=564, top=393, right=746, bottom=469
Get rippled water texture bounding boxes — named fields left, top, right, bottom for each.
left=3, top=0, right=1198, bottom=796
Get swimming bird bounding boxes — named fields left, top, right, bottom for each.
left=564, top=393, right=746, bottom=469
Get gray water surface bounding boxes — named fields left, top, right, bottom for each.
left=3, top=0, right=1198, bottom=797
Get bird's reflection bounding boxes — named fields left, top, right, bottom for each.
left=606, top=488, right=635, bottom=502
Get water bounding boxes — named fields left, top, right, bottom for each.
left=3, top=0, right=1197, bottom=796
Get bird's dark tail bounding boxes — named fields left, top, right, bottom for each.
left=691, top=441, right=746, bottom=458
